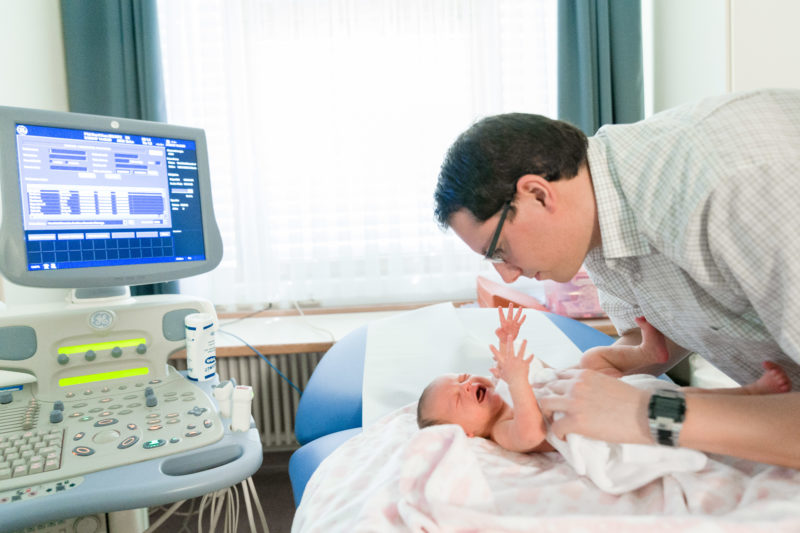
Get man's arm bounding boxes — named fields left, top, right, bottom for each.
left=580, top=317, right=690, bottom=376
left=536, top=369, right=800, bottom=468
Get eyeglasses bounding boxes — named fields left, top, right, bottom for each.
left=484, top=201, right=510, bottom=263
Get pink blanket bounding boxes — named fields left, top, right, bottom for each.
left=293, top=405, right=800, bottom=532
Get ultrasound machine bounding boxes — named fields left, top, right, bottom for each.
left=0, top=107, right=263, bottom=532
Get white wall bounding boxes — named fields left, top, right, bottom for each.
left=0, top=0, right=70, bottom=305
left=729, top=0, right=800, bottom=91
left=0, top=0, right=69, bottom=111
left=646, top=0, right=728, bottom=114
left=646, top=0, right=800, bottom=115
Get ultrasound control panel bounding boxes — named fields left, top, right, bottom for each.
left=0, top=293, right=225, bottom=497
left=0, top=366, right=223, bottom=497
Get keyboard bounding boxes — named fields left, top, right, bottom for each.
left=0, top=428, right=64, bottom=481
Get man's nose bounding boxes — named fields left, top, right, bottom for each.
left=494, top=262, right=522, bottom=283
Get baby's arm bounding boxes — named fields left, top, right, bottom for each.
left=495, top=303, right=526, bottom=344
left=489, top=337, right=548, bottom=452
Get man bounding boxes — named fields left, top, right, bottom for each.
left=433, top=89, right=800, bottom=468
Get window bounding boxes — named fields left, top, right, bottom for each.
left=157, top=0, right=556, bottom=309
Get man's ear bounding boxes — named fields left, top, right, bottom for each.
left=516, top=174, right=554, bottom=210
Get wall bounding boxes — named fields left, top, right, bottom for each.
left=0, top=0, right=70, bottom=305
left=729, top=0, right=800, bottom=91
left=647, top=0, right=800, bottom=115
left=646, top=0, right=728, bottom=114
left=0, top=1, right=69, bottom=110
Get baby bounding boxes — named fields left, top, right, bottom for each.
left=416, top=304, right=792, bottom=453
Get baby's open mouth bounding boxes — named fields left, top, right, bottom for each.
left=476, top=385, right=486, bottom=403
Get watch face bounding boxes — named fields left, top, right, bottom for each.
left=648, top=390, right=686, bottom=446
left=650, top=391, right=686, bottom=422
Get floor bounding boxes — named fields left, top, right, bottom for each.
left=151, top=451, right=296, bottom=533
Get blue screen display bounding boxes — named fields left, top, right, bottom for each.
left=14, top=123, right=206, bottom=272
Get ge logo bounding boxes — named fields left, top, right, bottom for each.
left=16, top=125, right=28, bottom=135
left=89, top=310, right=115, bottom=330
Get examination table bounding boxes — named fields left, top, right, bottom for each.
left=288, top=310, right=613, bottom=506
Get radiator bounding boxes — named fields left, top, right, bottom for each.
left=170, top=351, right=324, bottom=451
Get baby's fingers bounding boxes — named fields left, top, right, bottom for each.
left=497, top=305, right=507, bottom=324
left=489, top=344, right=501, bottom=360
left=515, top=339, right=528, bottom=359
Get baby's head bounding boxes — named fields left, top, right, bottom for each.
left=416, top=373, right=507, bottom=438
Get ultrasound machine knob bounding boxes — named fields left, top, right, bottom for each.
left=136, top=343, right=147, bottom=354
left=111, top=347, right=123, bottom=358
left=145, top=386, right=154, bottom=397
left=0, top=391, right=12, bottom=404
left=57, top=354, right=69, bottom=365
left=146, top=395, right=158, bottom=408
left=50, top=409, right=63, bottom=423
left=84, top=350, right=96, bottom=361
left=53, top=400, right=64, bottom=411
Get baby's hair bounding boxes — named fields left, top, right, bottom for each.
left=416, top=380, right=446, bottom=429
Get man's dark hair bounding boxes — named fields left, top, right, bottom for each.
left=433, top=113, right=588, bottom=228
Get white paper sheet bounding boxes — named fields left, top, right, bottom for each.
left=362, top=303, right=583, bottom=427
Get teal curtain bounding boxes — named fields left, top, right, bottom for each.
left=557, top=0, right=644, bottom=135
left=60, top=0, right=178, bottom=295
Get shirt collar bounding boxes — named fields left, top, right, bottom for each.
left=587, top=135, right=651, bottom=259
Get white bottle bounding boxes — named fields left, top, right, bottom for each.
left=213, top=380, right=235, bottom=418
left=184, top=312, right=217, bottom=381
left=231, top=385, right=254, bottom=432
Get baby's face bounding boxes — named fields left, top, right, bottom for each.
left=423, top=373, right=506, bottom=438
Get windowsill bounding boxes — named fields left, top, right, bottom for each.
left=169, top=302, right=616, bottom=358
left=212, top=309, right=406, bottom=356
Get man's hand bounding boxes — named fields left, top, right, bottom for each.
left=580, top=316, right=671, bottom=376
left=535, top=368, right=652, bottom=444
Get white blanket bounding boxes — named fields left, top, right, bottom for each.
left=533, top=365, right=707, bottom=494
left=363, top=304, right=707, bottom=493
left=293, top=405, right=800, bottom=532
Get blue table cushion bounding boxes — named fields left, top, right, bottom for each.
left=294, top=325, right=367, bottom=445
left=289, top=428, right=362, bottom=507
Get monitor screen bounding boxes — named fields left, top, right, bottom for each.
left=0, top=107, right=222, bottom=288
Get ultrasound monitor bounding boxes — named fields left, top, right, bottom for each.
left=0, top=110, right=267, bottom=533
left=0, top=106, right=222, bottom=289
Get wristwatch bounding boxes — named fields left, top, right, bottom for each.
left=648, top=389, right=686, bottom=446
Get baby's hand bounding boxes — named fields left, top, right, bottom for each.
left=495, top=304, right=526, bottom=343
left=490, top=335, right=533, bottom=387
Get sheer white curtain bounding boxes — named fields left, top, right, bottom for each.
left=157, top=0, right=556, bottom=309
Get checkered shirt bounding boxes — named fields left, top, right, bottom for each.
left=584, top=89, right=800, bottom=386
